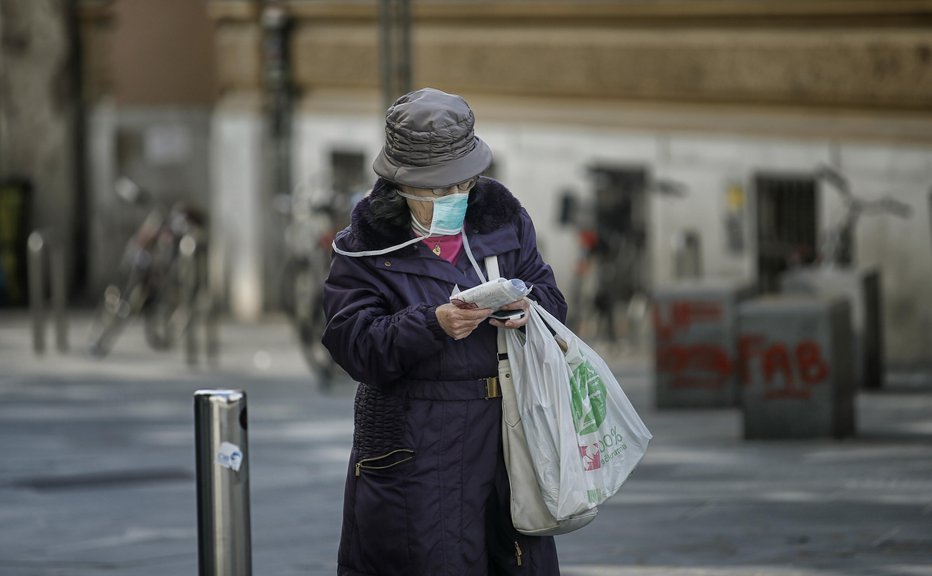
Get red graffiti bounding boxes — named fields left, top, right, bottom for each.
left=656, top=343, right=732, bottom=390
left=797, top=341, right=829, bottom=384
left=738, top=333, right=765, bottom=386
left=653, top=301, right=724, bottom=341
left=653, top=298, right=833, bottom=401
left=740, top=336, right=830, bottom=400
left=654, top=300, right=731, bottom=390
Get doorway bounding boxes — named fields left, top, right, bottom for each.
left=573, top=165, right=649, bottom=343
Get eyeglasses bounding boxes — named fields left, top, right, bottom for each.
left=431, top=177, right=477, bottom=196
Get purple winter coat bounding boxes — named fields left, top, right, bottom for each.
left=323, top=177, right=566, bottom=576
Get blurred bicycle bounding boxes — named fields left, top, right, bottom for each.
left=275, top=177, right=360, bottom=389
left=86, top=178, right=208, bottom=357
left=563, top=175, right=686, bottom=348
left=813, top=165, right=911, bottom=268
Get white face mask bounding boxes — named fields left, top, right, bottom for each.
left=398, top=191, right=470, bottom=237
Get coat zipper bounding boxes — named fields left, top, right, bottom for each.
left=354, top=449, right=415, bottom=477
left=514, top=541, right=523, bottom=567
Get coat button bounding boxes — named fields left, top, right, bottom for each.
left=384, top=260, right=392, bottom=267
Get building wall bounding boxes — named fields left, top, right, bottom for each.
left=0, top=0, right=78, bottom=301
left=284, top=0, right=932, bottom=111
left=207, top=0, right=932, bottom=362
left=111, top=0, right=216, bottom=106
left=81, top=0, right=217, bottom=297
left=294, top=98, right=932, bottom=364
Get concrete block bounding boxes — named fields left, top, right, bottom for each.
left=739, top=296, right=856, bottom=440
left=653, top=279, right=755, bottom=409
left=780, top=267, right=883, bottom=389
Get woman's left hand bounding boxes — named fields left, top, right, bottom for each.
left=489, top=297, right=531, bottom=329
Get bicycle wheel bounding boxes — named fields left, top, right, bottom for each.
left=143, top=296, right=178, bottom=350
left=287, top=262, right=340, bottom=389
left=144, top=273, right=200, bottom=351
left=85, top=285, right=134, bottom=357
left=144, top=242, right=202, bottom=351
left=295, top=320, right=331, bottom=388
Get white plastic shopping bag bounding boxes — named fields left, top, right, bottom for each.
left=505, top=302, right=652, bottom=520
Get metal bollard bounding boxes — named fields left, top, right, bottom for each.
left=27, top=229, right=68, bottom=354
left=180, top=233, right=219, bottom=367
left=194, top=390, right=252, bottom=576
left=180, top=234, right=199, bottom=366
left=50, top=244, right=68, bottom=353
left=27, top=232, right=46, bottom=354
left=672, top=230, right=702, bottom=280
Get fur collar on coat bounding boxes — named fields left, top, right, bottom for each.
left=343, top=176, right=522, bottom=252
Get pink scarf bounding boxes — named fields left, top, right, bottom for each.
left=421, top=234, right=463, bottom=263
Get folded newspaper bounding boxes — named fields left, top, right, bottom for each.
left=450, top=277, right=532, bottom=310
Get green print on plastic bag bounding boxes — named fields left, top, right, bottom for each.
left=569, top=357, right=608, bottom=435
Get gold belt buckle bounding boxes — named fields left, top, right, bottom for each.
left=485, top=376, right=501, bottom=399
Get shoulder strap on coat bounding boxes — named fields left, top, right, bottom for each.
left=485, top=254, right=500, bottom=282
left=485, top=255, right=507, bottom=357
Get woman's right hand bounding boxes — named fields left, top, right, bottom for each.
left=436, top=303, right=492, bottom=340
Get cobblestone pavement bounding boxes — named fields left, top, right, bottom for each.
left=1, top=312, right=931, bottom=576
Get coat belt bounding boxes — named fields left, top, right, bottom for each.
left=395, top=377, right=502, bottom=401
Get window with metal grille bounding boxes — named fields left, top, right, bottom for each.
left=755, top=174, right=818, bottom=293
left=579, top=165, right=649, bottom=341
left=329, top=150, right=367, bottom=229
left=330, top=150, right=367, bottom=197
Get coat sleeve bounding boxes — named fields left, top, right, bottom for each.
left=321, top=253, right=447, bottom=385
left=512, top=208, right=568, bottom=323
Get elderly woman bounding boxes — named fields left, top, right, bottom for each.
left=323, top=87, right=566, bottom=575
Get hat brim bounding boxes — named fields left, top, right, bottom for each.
left=373, top=136, right=493, bottom=189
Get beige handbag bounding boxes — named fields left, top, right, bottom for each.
left=487, top=256, right=598, bottom=536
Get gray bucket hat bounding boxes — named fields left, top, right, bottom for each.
left=373, top=87, right=493, bottom=188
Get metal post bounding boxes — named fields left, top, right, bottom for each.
left=672, top=230, right=702, bottom=280
left=27, top=229, right=69, bottom=354
left=201, top=240, right=219, bottom=367
left=399, top=0, right=412, bottom=96
left=180, top=234, right=199, bottom=366
left=180, top=233, right=217, bottom=367
left=379, top=0, right=394, bottom=111
left=27, top=232, right=46, bottom=354
left=380, top=0, right=412, bottom=111
left=50, top=243, right=68, bottom=352
left=206, top=238, right=221, bottom=367
left=194, top=390, right=252, bottom=576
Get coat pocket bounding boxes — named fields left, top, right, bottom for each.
left=350, top=448, right=415, bottom=574
left=354, top=448, right=415, bottom=477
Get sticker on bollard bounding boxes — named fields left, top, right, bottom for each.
left=216, top=441, right=243, bottom=472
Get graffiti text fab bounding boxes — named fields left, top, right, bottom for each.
left=739, top=335, right=830, bottom=400
left=654, top=300, right=831, bottom=400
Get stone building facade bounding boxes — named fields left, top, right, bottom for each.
left=76, top=0, right=932, bottom=364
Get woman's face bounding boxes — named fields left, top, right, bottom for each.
left=399, top=178, right=478, bottom=227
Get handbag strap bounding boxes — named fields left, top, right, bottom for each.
left=484, top=255, right=507, bottom=357
left=485, top=254, right=500, bottom=282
